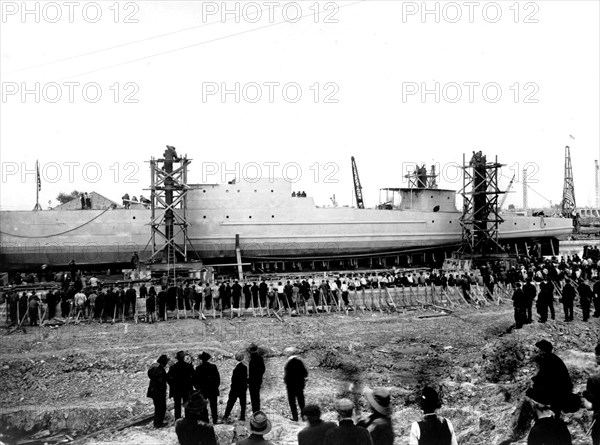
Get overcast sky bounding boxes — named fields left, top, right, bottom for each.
left=1, top=0, right=599, bottom=211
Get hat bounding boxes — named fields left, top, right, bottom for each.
left=246, top=411, right=272, bottom=435
left=421, top=387, right=441, bottom=411
left=364, top=387, right=391, bottom=416
left=248, top=343, right=259, bottom=354
left=157, top=354, right=170, bottom=366
left=535, top=340, right=553, bottom=354
left=235, top=351, right=245, bottom=361
left=176, top=351, right=186, bottom=361
left=526, top=387, right=553, bottom=407
left=334, top=398, right=354, bottom=417
left=184, top=390, right=208, bottom=417
left=198, top=351, right=211, bottom=361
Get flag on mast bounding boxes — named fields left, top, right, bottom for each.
left=36, top=160, right=41, bottom=191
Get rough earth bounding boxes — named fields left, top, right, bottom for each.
left=1, top=304, right=599, bottom=445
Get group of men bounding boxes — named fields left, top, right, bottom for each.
left=79, top=192, right=92, bottom=209
left=146, top=343, right=464, bottom=445
left=146, top=345, right=306, bottom=428
left=147, top=339, right=600, bottom=445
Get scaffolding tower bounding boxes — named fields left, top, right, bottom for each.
left=458, top=151, right=505, bottom=256
left=148, top=146, right=195, bottom=275
left=561, top=145, right=576, bottom=217
left=405, top=164, right=438, bottom=189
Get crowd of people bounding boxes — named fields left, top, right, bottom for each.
left=148, top=340, right=600, bottom=445
left=4, top=251, right=600, bottom=326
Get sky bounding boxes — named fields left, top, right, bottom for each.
left=1, top=0, right=599, bottom=211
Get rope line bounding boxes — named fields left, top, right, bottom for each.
left=0, top=208, right=112, bottom=239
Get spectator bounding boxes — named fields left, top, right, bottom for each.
left=358, top=387, right=394, bottom=445
left=526, top=387, right=572, bottom=445
left=238, top=411, right=274, bottom=445
left=168, top=351, right=195, bottom=420
left=409, top=387, right=457, bottom=445
left=175, top=390, right=217, bottom=445
left=324, top=398, right=373, bottom=445
left=223, top=351, right=248, bottom=423
left=147, top=354, right=170, bottom=428
left=193, top=351, right=220, bottom=424
left=248, top=343, right=266, bottom=413
left=298, top=404, right=336, bottom=445
left=284, top=346, right=308, bottom=422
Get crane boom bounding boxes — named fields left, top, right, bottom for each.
left=499, top=174, right=515, bottom=209
left=351, top=156, right=364, bottom=209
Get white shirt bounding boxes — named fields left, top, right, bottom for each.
left=409, top=415, right=458, bottom=445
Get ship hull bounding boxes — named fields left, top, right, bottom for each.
left=0, top=181, right=573, bottom=269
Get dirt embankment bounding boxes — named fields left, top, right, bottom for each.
left=1, top=307, right=599, bottom=444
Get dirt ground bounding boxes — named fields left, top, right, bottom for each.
left=1, top=303, right=599, bottom=445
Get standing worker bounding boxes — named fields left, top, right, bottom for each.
left=193, top=351, right=221, bottom=424
left=147, top=354, right=170, bottom=428
left=248, top=343, right=266, bottom=413
left=168, top=351, right=195, bottom=420
left=223, top=351, right=248, bottom=423
left=284, top=346, right=308, bottom=422
left=578, top=279, right=593, bottom=322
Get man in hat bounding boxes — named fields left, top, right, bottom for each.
left=579, top=279, right=594, bottom=321
left=561, top=278, right=576, bottom=322
left=324, top=398, right=373, bottom=445
left=168, top=351, right=195, bottom=420
left=583, top=343, right=600, bottom=445
left=357, top=387, right=394, bottom=445
left=512, top=283, right=527, bottom=329
left=248, top=343, right=266, bottom=413
left=147, top=354, right=170, bottom=428
left=175, top=390, right=217, bottom=445
left=239, top=411, right=274, bottom=445
left=193, top=351, right=220, bottom=424
left=284, top=347, right=308, bottom=422
left=409, top=386, right=457, bottom=445
left=523, top=278, right=537, bottom=324
left=298, top=404, right=336, bottom=445
left=531, top=339, right=573, bottom=416
left=223, top=351, right=248, bottom=423
left=526, top=387, right=572, bottom=444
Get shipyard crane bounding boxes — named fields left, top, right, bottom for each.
left=499, top=174, right=515, bottom=209
left=351, top=156, right=365, bottom=209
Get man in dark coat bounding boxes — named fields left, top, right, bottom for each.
left=298, top=404, right=336, bottom=445
left=125, top=284, right=137, bottom=318
left=168, top=351, right=195, bottom=420
left=537, top=279, right=555, bottom=322
left=592, top=279, right=600, bottom=317
left=248, top=343, right=266, bottom=413
left=259, top=280, right=268, bottom=308
left=223, top=351, right=248, bottom=422
left=147, top=354, right=170, bottom=428
left=579, top=280, right=594, bottom=321
left=583, top=344, right=600, bottom=445
left=193, top=351, right=220, bottom=424
left=174, top=390, right=217, bottom=445
left=157, top=287, right=167, bottom=320
left=512, top=283, right=527, bottom=329
left=323, top=398, right=373, bottom=445
left=531, top=340, right=572, bottom=416
left=409, top=386, right=458, bottom=445
left=526, top=387, right=572, bottom=445
left=523, top=278, right=537, bottom=324
left=284, top=347, right=308, bottom=422
left=231, top=279, right=242, bottom=310
left=561, top=279, right=576, bottom=322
